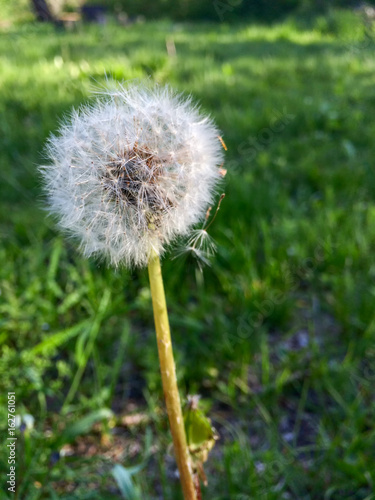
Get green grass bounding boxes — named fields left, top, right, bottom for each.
left=1, top=10, right=375, bottom=500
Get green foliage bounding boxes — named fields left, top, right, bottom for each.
left=1, top=10, right=375, bottom=499
left=0, top=0, right=33, bottom=23
left=184, top=397, right=217, bottom=482
left=112, top=464, right=143, bottom=499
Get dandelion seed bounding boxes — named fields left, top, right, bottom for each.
left=173, top=193, right=225, bottom=269
left=173, top=229, right=217, bottom=271
left=40, top=81, right=224, bottom=268
left=173, top=244, right=213, bottom=271
left=187, top=229, right=217, bottom=256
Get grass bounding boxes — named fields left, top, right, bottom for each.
left=1, top=8, right=375, bottom=500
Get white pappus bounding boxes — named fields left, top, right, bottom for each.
left=40, top=82, right=225, bottom=268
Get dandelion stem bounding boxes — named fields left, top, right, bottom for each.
left=148, top=250, right=197, bottom=500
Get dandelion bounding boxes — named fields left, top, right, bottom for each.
left=40, top=81, right=225, bottom=499
left=41, top=81, right=224, bottom=268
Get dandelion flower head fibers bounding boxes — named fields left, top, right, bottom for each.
left=41, top=82, right=224, bottom=267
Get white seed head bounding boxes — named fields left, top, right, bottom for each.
left=40, top=82, right=224, bottom=268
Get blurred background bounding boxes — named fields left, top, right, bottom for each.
left=1, top=0, right=375, bottom=498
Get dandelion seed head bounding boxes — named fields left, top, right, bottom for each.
left=40, top=82, right=224, bottom=267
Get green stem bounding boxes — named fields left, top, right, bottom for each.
left=148, top=251, right=197, bottom=500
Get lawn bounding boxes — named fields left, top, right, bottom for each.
left=1, top=9, right=375, bottom=500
